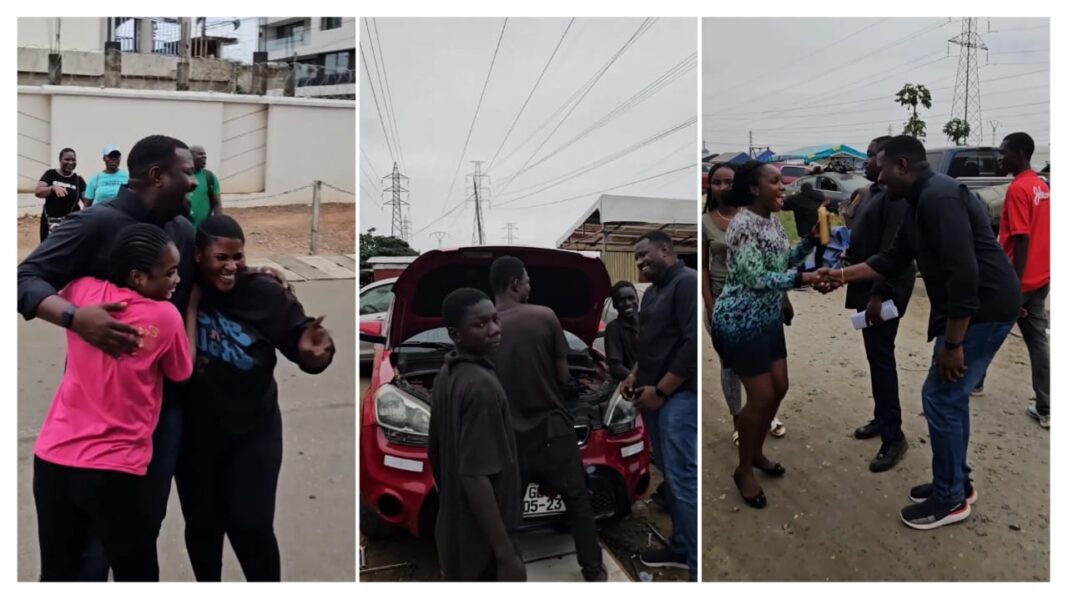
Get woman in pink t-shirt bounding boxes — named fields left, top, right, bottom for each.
left=33, top=223, right=195, bottom=581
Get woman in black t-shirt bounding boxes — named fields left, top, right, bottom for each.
left=175, top=215, right=335, bottom=582
left=35, top=147, right=87, bottom=241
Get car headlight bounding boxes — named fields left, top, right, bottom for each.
left=374, top=384, right=430, bottom=447
left=603, top=386, right=638, bottom=434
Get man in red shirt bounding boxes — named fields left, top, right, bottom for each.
left=984, top=132, right=1050, bottom=428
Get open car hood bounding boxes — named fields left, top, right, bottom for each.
left=388, top=246, right=612, bottom=347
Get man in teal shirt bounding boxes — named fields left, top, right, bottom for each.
left=188, top=145, right=222, bottom=227
left=83, top=144, right=129, bottom=206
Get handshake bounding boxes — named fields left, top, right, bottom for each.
left=800, top=267, right=846, bottom=294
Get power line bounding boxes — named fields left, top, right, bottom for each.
left=711, top=18, right=890, bottom=97
left=490, top=19, right=655, bottom=171
left=369, top=18, right=406, bottom=172
left=508, top=52, right=696, bottom=183
left=496, top=164, right=695, bottom=211
left=359, top=40, right=395, bottom=165
left=705, top=79, right=1048, bottom=121
left=729, top=19, right=953, bottom=114
left=441, top=18, right=508, bottom=215
left=486, top=18, right=574, bottom=171
left=496, top=116, right=696, bottom=206
left=495, top=18, right=656, bottom=198
left=711, top=103, right=1048, bottom=134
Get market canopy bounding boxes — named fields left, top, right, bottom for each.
left=704, top=151, right=751, bottom=164
left=556, top=194, right=698, bottom=253
left=771, top=144, right=866, bottom=163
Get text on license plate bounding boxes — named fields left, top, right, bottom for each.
left=522, top=484, right=566, bottom=516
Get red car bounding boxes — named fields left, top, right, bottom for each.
left=359, top=246, right=651, bottom=537
left=774, top=163, right=813, bottom=185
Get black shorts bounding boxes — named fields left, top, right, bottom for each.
left=712, top=322, right=788, bottom=378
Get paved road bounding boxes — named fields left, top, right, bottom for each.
left=17, top=280, right=356, bottom=581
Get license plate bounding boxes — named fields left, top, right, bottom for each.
left=522, top=484, right=566, bottom=516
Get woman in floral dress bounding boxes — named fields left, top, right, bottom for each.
left=710, top=161, right=820, bottom=508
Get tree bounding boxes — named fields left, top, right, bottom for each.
left=359, top=229, right=418, bottom=271
left=942, top=118, right=971, bottom=146
left=895, top=83, right=933, bottom=140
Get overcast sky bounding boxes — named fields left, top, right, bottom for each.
left=703, top=17, right=1049, bottom=156
left=360, top=17, right=697, bottom=251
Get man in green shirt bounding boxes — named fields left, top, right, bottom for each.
left=187, top=145, right=222, bottom=227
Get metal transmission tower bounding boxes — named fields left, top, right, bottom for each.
left=988, top=119, right=1001, bottom=142
left=429, top=231, right=449, bottom=248
left=400, top=217, right=412, bottom=243
left=948, top=18, right=988, bottom=144
left=466, top=161, right=490, bottom=245
left=502, top=222, right=519, bottom=244
left=382, top=162, right=410, bottom=240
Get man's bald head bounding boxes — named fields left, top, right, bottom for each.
left=190, top=145, right=207, bottom=170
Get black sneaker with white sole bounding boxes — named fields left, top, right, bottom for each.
left=908, top=480, right=977, bottom=505
left=900, top=497, right=971, bottom=530
left=639, top=547, right=688, bottom=570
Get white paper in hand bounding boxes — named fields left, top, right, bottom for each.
left=850, top=300, right=900, bottom=330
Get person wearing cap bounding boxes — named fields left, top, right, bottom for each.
left=84, top=144, right=130, bottom=206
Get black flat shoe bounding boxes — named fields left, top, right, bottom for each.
left=733, top=473, right=767, bottom=509
left=754, top=461, right=786, bottom=477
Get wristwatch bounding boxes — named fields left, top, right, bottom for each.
left=61, top=304, right=78, bottom=329
left=943, top=340, right=962, bottom=351
left=654, top=386, right=667, bottom=399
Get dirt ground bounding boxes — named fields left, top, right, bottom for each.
left=701, top=286, right=1050, bottom=581
left=358, top=378, right=688, bottom=582
left=17, top=203, right=355, bottom=261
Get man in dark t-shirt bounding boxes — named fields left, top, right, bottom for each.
left=491, top=256, right=607, bottom=582
left=428, top=288, right=524, bottom=581
left=604, top=281, right=639, bottom=381
left=35, top=148, right=87, bottom=242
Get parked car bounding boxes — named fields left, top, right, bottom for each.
left=926, top=146, right=1049, bottom=232
left=785, top=171, right=869, bottom=207
left=774, top=163, right=814, bottom=185
left=926, top=146, right=1008, bottom=188
left=359, top=277, right=396, bottom=365
left=359, top=247, right=650, bottom=538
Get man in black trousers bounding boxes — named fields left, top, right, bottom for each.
left=845, top=135, right=915, bottom=472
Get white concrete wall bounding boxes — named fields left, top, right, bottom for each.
left=264, top=102, right=356, bottom=202
left=17, top=86, right=354, bottom=205
left=18, top=17, right=105, bottom=52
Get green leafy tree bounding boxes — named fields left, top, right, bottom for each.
left=942, top=118, right=971, bottom=146
left=896, top=83, right=933, bottom=140
left=359, top=228, right=418, bottom=271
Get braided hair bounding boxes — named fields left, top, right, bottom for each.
left=703, top=162, right=734, bottom=213
left=107, top=224, right=174, bottom=287
left=725, top=160, right=771, bottom=208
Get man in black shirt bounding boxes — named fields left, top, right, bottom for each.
left=622, top=232, right=697, bottom=579
left=845, top=135, right=915, bottom=472
left=604, top=280, right=639, bottom=381
left=35, top=148, right=87, bottom=242
left=19, top=135, right=198, bottom=578
left=491, top=256, right=606, bottom=582
left=818, top=136, right=1020, bottom=530
left=784, top=181, right=828, bottom=269
left=428, top=288, right=525, bottom=581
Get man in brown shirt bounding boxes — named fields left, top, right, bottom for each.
left=491, top=256, right=606, bottom=582
left=428, top=288, right=525, bottom=581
